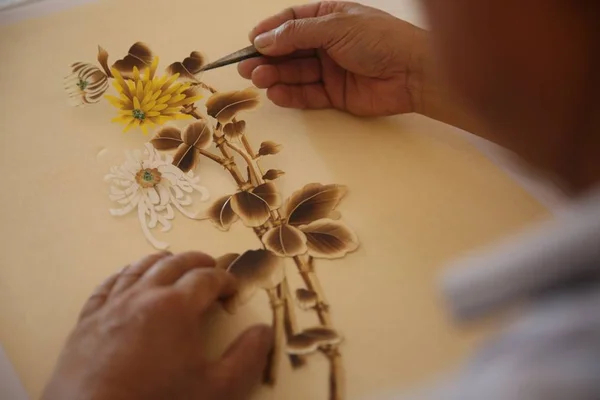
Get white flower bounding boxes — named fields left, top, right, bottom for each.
left=105, top=143, right=209, bottom=250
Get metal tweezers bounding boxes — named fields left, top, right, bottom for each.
left=198, top=45, right=262, bottom=72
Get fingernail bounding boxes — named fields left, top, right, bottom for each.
left=254, top=32, right=274, bottom=49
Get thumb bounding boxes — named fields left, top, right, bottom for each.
left=253, top=16, right=343, bottom=56
left=212, top=324, right=274, bottom=399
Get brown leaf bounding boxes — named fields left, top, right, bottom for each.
left=206, top=88, right=260, bottom=123
left=223, top=120, right=246, bottom=141
left=286, top=327, right=342, bottom=355
left=296, top=289, right=318, bottom=310
left=284, top=183, right=348, bottom=226
left=303, top=327, right=343, bottom=346
left=263, top=224, right=308, bottom=257
left=206, top=195, right=238, bottom=231
left=215, top=253, right=240, bottom=270
left=173, top=144, right=198, bottom=172
left=221, top=249, right=284, bottom=313
left=112, top=42, right=153, bottom=79
left=97, top=45, right=112, bottom=77
left=230, top=183, right=281, bottom=227
left=299, top=219, right=359, bottom=259
left=253, top=182, right=281, bottom=209
left=262, top=169, right=285, bottom=181
left=150, top=127, right=183, bottom=151
left=165, top=51, right=206, bottom=82
left=258, top=141, right=282, bottom=156
left=182, top=121, right=211, bottom=149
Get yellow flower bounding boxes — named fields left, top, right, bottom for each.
left=105, top=57, right=202, bottom=134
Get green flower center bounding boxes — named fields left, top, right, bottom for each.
left=132, top=109, right=146, bottom=121
left=142, top=171, right=154, bottom=182
left=77, top=79, right=89, bottom=91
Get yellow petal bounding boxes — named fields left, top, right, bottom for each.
left=148, top=56, right=159, bottom=80
left=123, top=119, right=140, bottom=133
left=127, top=80, right=136, bottom=93
left=112, top=115, right=133, bottom=124
left=156, top=95, right=171, bottom=104
left=105, top=95, right=125, bottom=108
left=141, top=123, right=149, bottom=135
left=160, top=74, right=179, bottom=91
left=144, top=100, right=156, bottom=110
left=133, top=97, right=141, bottom=110
left=155, top=115, right=175, bottom=125
left=141, top=91, right=153, bottom=107
left=152, top=76, right=167, bottom=92
left=174, top=113, right=192, bottom=120
left=133, top=66, right=140, bottom=81
left=150, top=90, right=162, bottom=101
left=136, top=80, right=144, bottom=100
left=146, top=111, right=161, bottom=117
left=162, top=84, right=179, bottom=97
left=112, top=69, right=130, bottom=96
left=152, top=103, right=168, bottom=112
left=161, top=107, right=181, bottom=115
left=168, top=93, right=186, bottom=104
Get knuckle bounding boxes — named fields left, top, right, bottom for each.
left=141, top=290, right=186, bottom=314
left=279, top=20, right=297, bottom=37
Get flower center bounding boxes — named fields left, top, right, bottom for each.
left=135, top=168, right=161, bottom=188
left=142, top=171, right=153, bottom=182
left=77, top=79, right=89, bottom=91
left=132, top=109, right=146, bottom=121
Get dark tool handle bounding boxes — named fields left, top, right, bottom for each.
left=199, top=45, right=262, bottom=72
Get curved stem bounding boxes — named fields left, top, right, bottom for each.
left=196, top=148, right=225, bottom=164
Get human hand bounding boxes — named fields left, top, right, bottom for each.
left=238, top=1, right=428, bottom=117
left=41, top=251, right=273, bottom=400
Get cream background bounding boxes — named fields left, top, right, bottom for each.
left=0, top=0, right=548, bottom=399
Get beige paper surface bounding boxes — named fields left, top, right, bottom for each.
left=0, top=0, right=549, bottom=398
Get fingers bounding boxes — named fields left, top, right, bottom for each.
left=78, top=272, right=120, bottom=320
left=267, top=83, right=333, bottom=110
left=176, top=268, right=237, bottom=314
left=211, top=325, right=274, bottom=399
left=109, top=252, right=171, bottom=298
left=254, top=15, right=345, bottom=57
left=249, top=4, right=325, bottom=41
left=251, top=58, right=322, bottom=89
left=140, top=251, right=216, bottom=287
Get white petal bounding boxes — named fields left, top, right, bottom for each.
left=109, top=203, right=135, bottom=216
left=164, top=204, right=175, bottom=219
left=172, top=185, right=184, bottom=199
left=147, top=187, right=160, bottom=205
left=170, top=195, right=197, bottom=219
left=137, top=203, right=170, bottom=250
left=178, top=180, right=194, bottom=193
left=148, top=206, right=158, bottom=229
left=157, top=184, right=170, bottom=206
left=110, top=186, right=125, bottom=195
left=178, top=195, right=193, bottom=206
left=157, top=214, right=173, bottom=232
